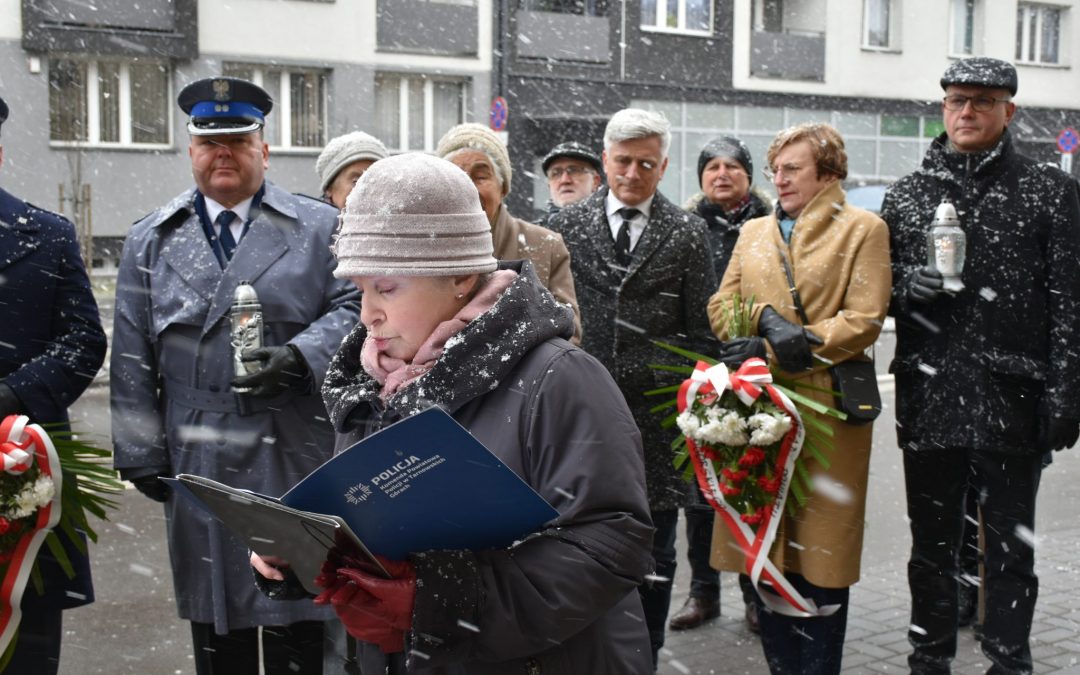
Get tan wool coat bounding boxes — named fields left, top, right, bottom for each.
left=706, top=180, right=891, bottom=588
left=493, top=206, right=582, bottom=344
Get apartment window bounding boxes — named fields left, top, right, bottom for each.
left=373, top=74, right=466, bottom=152
left=863, top=0, right=899, bottom=50
left=1016, top=3, right=1062, bottom=65
left=950, top=0, right=978, bottom=55
left=48, top=58, right=170, bottom=145
left=752, top=0, right=783, bottom=32
left=521, top=0, right=606, bottom=15
left=641, top=0, right=711, bottom=34
left=223, top=64, right=327, bottom=149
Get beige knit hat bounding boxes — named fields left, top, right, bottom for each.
left=435, top=123, right=512, bottom=195
left=316, top=131, right=389, bottom=193
left=333, top=153, right=497, bottom=278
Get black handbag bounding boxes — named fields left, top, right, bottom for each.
left=778, top=251, right=881, bottom=426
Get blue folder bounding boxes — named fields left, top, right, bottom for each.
left=281, top=407, right=559, bottom=560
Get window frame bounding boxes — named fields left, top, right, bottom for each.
left=374, top=73, right=468, bottom=153
left=861, top=0, right=902, bottom=52
left=640, top=0, right=713, bottom=37
left=48, top=57, right=172, bottom=149
left=519, top=0, right=606, bottom=16
left=949, top=0, right=979, bottom=57
left=224, top=63, right=329, bottom=152
left=1016, top=2, right=1064, bottom=66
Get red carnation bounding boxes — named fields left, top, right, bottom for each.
left=738, top=447, right=766, bottom=468
left=721, top=467, right=749, bottom=483
left=740, top=511, right=763, bottom=525
left=719, top=482, right=742, bottom=497
left=0, top=517, right=10, bottom=536
left=757, top=475, right=782, bottom=494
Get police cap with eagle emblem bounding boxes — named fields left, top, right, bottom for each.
left=177, top=77, right=274, bottom=136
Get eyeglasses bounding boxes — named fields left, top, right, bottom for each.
left=943, top=94, right=1012, bottom=112
left=547, top=165, right=595, bottom=180
left=762, top=163, right=806, bottom=181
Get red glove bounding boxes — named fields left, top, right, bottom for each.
left=313, top=554, right=416, bottom=653
left=314, top=574, right=405, bottom=653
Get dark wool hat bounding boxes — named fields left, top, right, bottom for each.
left=940, top=57, right=1018, bottom=96
left=541, top=141, right=602, bottom=174
left=178, top=77, right=274, bottom=136
left=697, top=136, right=754, bottom=187
left=0, top=96, right=7, bottom=134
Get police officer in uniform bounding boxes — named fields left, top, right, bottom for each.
left=111, top=78, right=360, bottom=674
left=0, top=95, right=108, bottom=675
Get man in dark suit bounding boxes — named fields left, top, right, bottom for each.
left=547, top=107, right=717, bottom=671
left=0, top=94, right=108, bottom=674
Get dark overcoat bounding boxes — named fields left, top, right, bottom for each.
left=322, top=260, right=654, bottom=674
left=0, top=186, right=107, bottom=609
left=547, top=187, right=717, bottom=511
left=883, top=129, right=1080, bottom=455
left=110, top=181, right=360, bottom=632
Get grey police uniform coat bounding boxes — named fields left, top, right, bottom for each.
left=111, top=181, right=360, bottom=633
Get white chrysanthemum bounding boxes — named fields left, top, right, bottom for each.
left=747, top=412, right=792, bottom=446
left=9, top=476, right=56, bottom=519
left=697, top=410, right=749, bottom=447
left=676, top=411, right=701, bottom=438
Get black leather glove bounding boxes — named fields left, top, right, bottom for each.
left=231, top=345, right=311, bottom=398
left=718, top=337, right=768, bottom=367
left=125, top=468, right=171, bottom=503
left=1038, top=415, right=1080, bottom=452
left=0, top=383, right=22, bottom=418
left=908, top=266, right=944, bottom=305
left=757, top=306, right=823, bottom=372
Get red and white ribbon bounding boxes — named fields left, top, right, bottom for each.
left=0, top=415, right=63, bottom=656
left=678, top=359, right=838, bottom=617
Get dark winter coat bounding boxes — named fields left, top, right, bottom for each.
left=883, top=129, right=1080, bottom=454
left=547, top=186, right=717, bottom=511
left=111, top=181, right=360, bottom=632
left=686, top=190, right=771, bottom=281
left=0, top=187, right=107, bottom=610
left=322, top=260, right=654, bottom=674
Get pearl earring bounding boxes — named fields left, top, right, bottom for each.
left=455, top=292, right=465, bottom=299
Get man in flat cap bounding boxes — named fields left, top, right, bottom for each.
left=538, top=140, right=602, bottom=227
left=111, top=77, right=360, bottom=674
left=883, top=57, right=1080, bottom=674
left=0, top=97, right=107, bottom=674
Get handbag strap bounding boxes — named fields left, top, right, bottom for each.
left=779, top=247, right=876, bottom=362
left=778, top=249, right=811, bottom=325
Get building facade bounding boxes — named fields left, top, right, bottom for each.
left=0, top=0, right=492, bottom=267
left=503, top=0, right=1080, bottom=217
left=0, top=0, right=1077, bottom=261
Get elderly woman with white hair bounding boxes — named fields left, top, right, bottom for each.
left=436, top=123, right=582, bottom=343
left=252, top=153, right=653, bottom=673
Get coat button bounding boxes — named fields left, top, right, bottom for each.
left=525, top=657, right=540, bottom=674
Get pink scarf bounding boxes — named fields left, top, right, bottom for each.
left=360, top=270, right=518, bottom=400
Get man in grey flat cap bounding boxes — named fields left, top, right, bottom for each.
left=883, top=56, right=1080, bottom=675
left=111, top=77, right=360, bottom=674
left=538, top=141, right=602, bottom=226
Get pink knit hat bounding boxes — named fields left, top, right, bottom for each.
left=332, top=153, right=497, bottom=278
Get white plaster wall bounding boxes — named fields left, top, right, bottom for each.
left=733, top=0, right=1079, bottom=109
left=198, top=0, right=492, bottom=74
left=0, top=0, right=21, bottom=40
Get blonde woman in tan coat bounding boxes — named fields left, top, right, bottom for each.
left=706, top=123, right=891, bottom=675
